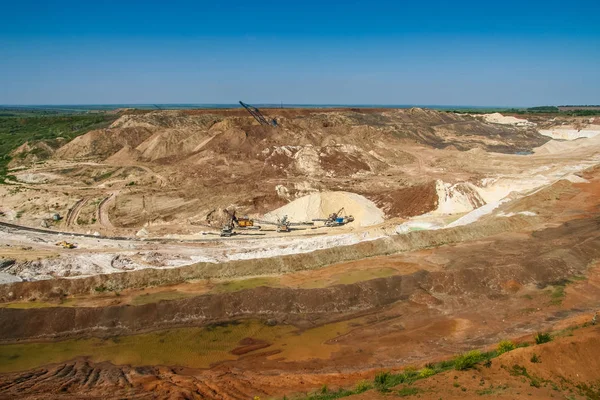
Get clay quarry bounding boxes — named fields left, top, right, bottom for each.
left=1, top=107, right=600, bottom=399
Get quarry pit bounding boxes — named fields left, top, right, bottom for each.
left=1, top=108, right=600, bottom=399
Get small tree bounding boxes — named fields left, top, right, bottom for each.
left=534, top=332, right=552, bottom=344
left=497, top=340, right=516, bottom=354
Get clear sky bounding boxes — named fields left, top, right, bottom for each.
left=1, top=0, right=599, bottom=106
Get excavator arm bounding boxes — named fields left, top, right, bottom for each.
left=239, top=101, right=278, bottom=127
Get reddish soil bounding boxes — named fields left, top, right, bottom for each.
left=349, top=324, right=600, bottom=399
left=365, top=182, right=438, bottom=218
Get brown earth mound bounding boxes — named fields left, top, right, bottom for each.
left=8, top=139, right=66, bottom=167
left=54, top=127, right=154, bottom=161
left=349, top=325, right=600, bottom=400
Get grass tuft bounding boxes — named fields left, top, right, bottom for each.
left=454, top=350, right=483, bottom=371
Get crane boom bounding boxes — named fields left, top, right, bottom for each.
left=239, top=101, right=278, bottom=127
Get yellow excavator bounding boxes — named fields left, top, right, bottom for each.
left=220, top=209, right=258, bottom=237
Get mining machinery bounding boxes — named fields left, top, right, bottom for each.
left=239, top=101, right=278, bottom=127
left=255, top=215, right=314, bottom=233
left=220, top=209, right=258, bottom=237
left=312, top=208, right=355, bottom=227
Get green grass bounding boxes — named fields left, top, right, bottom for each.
left=334, top=267, right=398, bottom=285
left=130, top=290, right=195, bottom=306
left=548, top=285, right=566, bottom=305
left=0, top=112, right=117, bottom=182
left=212, top=277, right=278, bottom=293
left=0, top=301, right=56, bottom=309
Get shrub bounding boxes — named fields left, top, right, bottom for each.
left=418, top=367, right=435, bottom=378
left=534, top=332, right=552, bottom=344
left=374, top=371, right=392, bottom=392
left=354, top=380, right=372, bottom=393
left=497, top=340, right=515, bottom=354
left=402, top=366, right=418, bottom=382
left=530, top=353, right=541, bottom=363
left=454, top=350, right=483, bottom=371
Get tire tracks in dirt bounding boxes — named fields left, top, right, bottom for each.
left=97, top=192, right=116, bottom=229
left=65, top=198, right=89, bottom=227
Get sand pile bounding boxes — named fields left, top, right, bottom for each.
left=481, top=113, right=536, bottom=127
left=534, top=134, right=600, bottom=155
left=538, top=125, right=600, bottom=140
left=264, top=191, right=385, bottom=227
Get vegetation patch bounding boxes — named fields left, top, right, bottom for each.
left=454, top=350, right=483, bottom=371
left=0, top=301, right=56, bottom=309
left=130, top=290, right=195, bottom=306
left=0, top=111, right=117, bottom=182
left=534, top=332, right=552, bottom=344
left=212, top=277, right=278, bottom=293
left=476, top=384, right=509, bottom=395
left=497, top=340, right=515, bottom=355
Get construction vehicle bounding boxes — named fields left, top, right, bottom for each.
left=55, top=241, right=76, bottom=249
left=255, top=215, right=314, bottom=233
left=312, top=208, right=355, bottom=227
left=220, top=209, right=259, bottom=237
left=239, top=101, right=278, bottom=127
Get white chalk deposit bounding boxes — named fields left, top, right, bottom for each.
left=538, top=125, right=600, bottom=140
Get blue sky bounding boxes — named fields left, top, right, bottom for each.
left=1, top=0, right=599, bottom=106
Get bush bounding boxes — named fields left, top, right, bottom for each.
left=374, top=371, right=392, bottom=392
left=497, top=340, right=515, bottom=354
left=418, top=367, right=435, bottom=378
left=354, top=380, right=372, bottom=393
left=530, top=353, right=541, bottom=363
left=454, top=350, right=483, bottom=371
left=534, top=332, right=552, bottom=344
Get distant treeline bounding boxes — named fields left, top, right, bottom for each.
left=559, top=105, right=600, bottom=108
left=0, top=112, right=117, bottom=182
left=447, top=106, right=600, bottom=116
left=526, top=106, right=559, bottom=112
